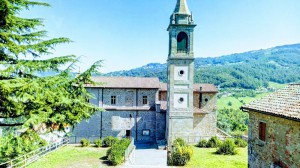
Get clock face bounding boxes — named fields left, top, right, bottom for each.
left=174, top=66, right=188, bottom=81
left=174, top=93, right=188, bottom=108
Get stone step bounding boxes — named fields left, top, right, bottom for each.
left=157, top=145, right=166, bottom=150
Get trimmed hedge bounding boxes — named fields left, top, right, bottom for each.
left=169, top=138, right=193, bottom=166
left=80, top=138, right=90, bottom=147
left=106, top=138, right=131, bottom=165
left=103, top=136, right=119, bottom=147
left=234, top=138, right=247, bottom=148
left=197, top=139, right=208, bottom=148
left=216, top=138, right=237, bottom=155
left=94, top=139, right=102, bottom=148
left=206, top=136, right=222, bottom=148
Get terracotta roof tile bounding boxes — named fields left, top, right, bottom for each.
left=242, top=84, right=300, bottom=121
left=86, top=76, right=160, bottom=89
left=86, top=77, right=218, bottom=92
left=159, top=83, right=218, bottom=93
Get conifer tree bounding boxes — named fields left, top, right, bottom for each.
left=0, top=0, right=101, bottom=130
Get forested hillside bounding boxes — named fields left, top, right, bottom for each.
left=105, top=44, right=300, bottom=89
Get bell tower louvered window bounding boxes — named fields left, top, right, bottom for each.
left=177, top=32, right=188, bottom=53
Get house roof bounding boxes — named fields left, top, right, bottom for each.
left=86, top=76, right=160, bottom=89
left=241, top=84, right=300, bottom=121
left=159, top=83, right=218, bottom=93
left=86, top=76, right=218, bottom=93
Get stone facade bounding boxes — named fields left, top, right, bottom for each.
left=73, top=87, right=162, bottom=143
left=72, top=80, right=218, bottom=144
left=248, top=111, right=300, bottom=168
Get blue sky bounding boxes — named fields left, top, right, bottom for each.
left=21, top=0, right=300, bottom=73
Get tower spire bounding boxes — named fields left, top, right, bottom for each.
left=173, top=0, right=191, bottom=15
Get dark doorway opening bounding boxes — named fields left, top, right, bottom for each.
left=126, top=130, right=131, bottom=138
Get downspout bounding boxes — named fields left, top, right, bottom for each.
left=100, top=88, right=104, bottom=139
left=136, top=89, right=138, bottom=141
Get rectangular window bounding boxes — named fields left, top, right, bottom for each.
left=143, top=96, right=148, bottom=105
left=259, top=122, right=266, bottom=141
left=111, top=96, right=116, bottom=105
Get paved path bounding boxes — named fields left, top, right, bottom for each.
left=124, top=142, right=167, bottom=168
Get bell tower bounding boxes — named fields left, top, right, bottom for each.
left=166, top=0, right=196, bottom=144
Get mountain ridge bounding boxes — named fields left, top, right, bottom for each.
left=105, top=43, right=300, bottom=89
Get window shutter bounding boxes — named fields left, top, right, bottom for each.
left=259, top=122, right=266, bottom=141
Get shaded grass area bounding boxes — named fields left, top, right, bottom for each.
left=186, top=147, right=248, bottom=168
left=28, top=145, right=109, bottom=168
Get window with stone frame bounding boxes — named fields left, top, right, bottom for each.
left=259, top=122, right=266, bottom=141
left=111, top=96, right=116, bottom=105
left=142, top=96, right=148, bottom=105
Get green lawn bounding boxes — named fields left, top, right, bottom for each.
left=28, top=145, right=109, bottom=168
left=217, top=82, right=287, bottom=110
left=186, top=147, right=248, bottom=168
left=27, top=145, right=247, bottom=168
left=217, top=92, right=269, bottom=110
left=268, top=82, right=286, bottom=89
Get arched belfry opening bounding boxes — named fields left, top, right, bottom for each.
left=177, top=32, right=188, bottom=52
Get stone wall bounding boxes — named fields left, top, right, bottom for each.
left=72, top=112, right=101, bottom=138
left=102, top=111, right=137, bottom=139
left=103, top=111, right=162, bottom=142
left=193, top=93, right=217, bottom=142
left=156, top=112, right=166, bottom=140
left=248, top=111, right=300, bottom=168
left=87, top=88, right=158, bottom=109
left=203, top=93, right=217, bottom=111
left=193, top=112, right=217, bottom=140
left=72, top=110, right=165, bottom=143
left=86, top=88, right=100, bottom=106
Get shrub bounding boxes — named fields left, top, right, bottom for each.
left=94, top=139, right=102, bottom=148
left=216, top=138, right=237, bottom=155
left=173, top=138, right=186, bottom=147
left=169, top=138, right=193, bottom=166
left=197, top=139, right=208, bottom=148
left=234, top=138, right=247, bottom=148
left=80, top=138, right=90, bottom=147
left=231, top=130, right=245, bottom=138
left=206, top=136, right=222, bottom=148
left=103, top=136, right=119, bottom=147
left=39, top=139, right=48, bottom=147
left=107, top=138, right=131, bottom=165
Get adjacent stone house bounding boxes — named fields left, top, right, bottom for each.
left=71, top=76, right=218, bottom=144
left=241, top=84, right=300, bottom=168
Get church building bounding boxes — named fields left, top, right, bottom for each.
left=72, top=0, right=218, bottom=145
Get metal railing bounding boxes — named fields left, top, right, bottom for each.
left=68, top=136, right=100, bottom=144
left=0, top=137, right=69, bottom=168
left=124, top=138, right=135, bottom=165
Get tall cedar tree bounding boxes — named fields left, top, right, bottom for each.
left=0, top=1, right=102, bottom=130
